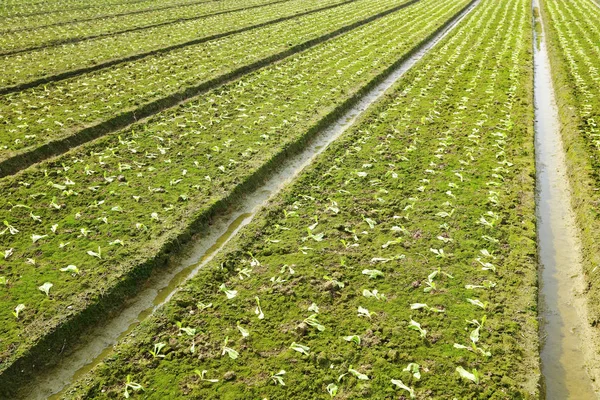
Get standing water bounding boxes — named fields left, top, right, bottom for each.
left=534, top=2, right=598, bottom=398
left=19, top=2, right=480, bottom=399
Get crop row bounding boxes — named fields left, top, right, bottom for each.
left=541, top=0, right=600, bottom=325
left=0, top=0, right=346, bottom=88
left=0, top=0, right=285, bottom=54
left=0, top=0, right=411, bottom=172
left=0, top=0, right=210, bottom=24
left=62, top=0, right=538, bottom=397
left=0, top=0, right=471, bottom=391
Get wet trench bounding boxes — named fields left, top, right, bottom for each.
left=533, top=2, right=598, bottom=398
left=19, top=3, right=480, bottom=399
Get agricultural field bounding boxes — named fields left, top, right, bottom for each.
left=0, top=0, right=599, bottom=398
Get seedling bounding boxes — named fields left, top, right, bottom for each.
left=123, top=375, right=144, bottom=398
left=456, top=366, right=479, bottom=384
left=38, top=282, right=53, bottom=296
left=270, top=370, right=286, bottom=386
left=13, top=304, right=25, bottom=319
left=149, top=342, right=166, bottom=359
left=391, top=379, right=415, bottom=398
left=194, top=369, right=219, bottom=383
left=289, top=342, right=310, bottom=355
left=222, top=337, right=239, bottom=360
left=408, top=318, right=427, bottom=338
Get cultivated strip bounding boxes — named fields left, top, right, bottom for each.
left=1, top=0, right=220, bottom=32
left=63, top=0, right=539, bottom=397
left=0, top=0, right=351, bottom=92
left=0, top=0, right=471, bottom=394
left=0, top=0, right=214, bottom=22
left=0, top=0, right=413, bottom=177
left=0, top=0, right=293, bottom=56
left=19, top=3, right=480, bottom=399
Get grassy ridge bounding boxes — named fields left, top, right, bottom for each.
left=0, top=0, right=471, bottom=392
left=65, top=0, right=539, bottom=397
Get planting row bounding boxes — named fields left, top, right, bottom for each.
left=541, top=0, right=600, bottom=324
left=0, top=0, right=470, bottom=389
left=0, top=0, right=283, bottom=54
left=0, top=0, right=210, bottom=25
left=0, top=0, right=410, bottom=170
left=0, top=0, right=346, bottom=88
left=63, top=0, right=539, bottom=397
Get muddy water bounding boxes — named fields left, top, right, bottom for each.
left=534, top=3, right=598, bottom=399
left=21, top=3, right=480, bottom=399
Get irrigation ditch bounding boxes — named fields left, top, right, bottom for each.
left=533, top=1, right=600, bottom=398
left=11, top=2, right=480, bottom=398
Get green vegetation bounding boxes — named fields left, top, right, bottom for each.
left=64, top=0, right=540, bottom=397
left=0, top=0, right=472, bottom=389
left=541, top=0, right=600, bottom=341
left=0, top=0, right=347, bottom=87
left=0, top=0, right=412, bottom=166
left=0, top=0, right=286, bottom=54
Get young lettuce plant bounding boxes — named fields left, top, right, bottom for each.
left=303, top=314, right=325, bottom=332
left=289, top=342, right=310, bottom=356
left=391, top=379, right=415, bottom=398
left=2, top=221, right=19, bottom=235
left=410, top=303, right=445, bottom=313
left=60, top=265, right=80, bottom=275
left=255, top=296, right=265, bottom=319
left=149, top=342, right=166, bottom=359
left=326, top=383, right=338, bottom=397
left=194, top=369, right=219, bottom=383
left=197, top=302, right=213, bottom=311
left=357, top=306, right=374, bottom=319
left=423, top=268, right=453, bottom=293
left=465, top=280, right=496, bottom=290
left=123, top=375, right=144, bottom=398
left=466, top=298, right=488, bottom=310
left=362, top=289, right=386, bottom=300
left=362, top=269, right=384, bottom=279
left=408, top=318, right=427, bottom=338
left=87, top=246, right=102, bottom=259
left=456, top=366, right=480, bottom=384
left=13, top=304, right=25, bottom=319
left=2, top=248, right=14, bottom=260
left=38, top=282, right=53, bottom=297
left=308, top=302, right=319, bottom=313
left=323, top=275, right=344, bottom=289
left=403, top=363, right=421, bottom=379
left=343, top=335, right=361, bottom=346
left=31, top=234, right=48, bottom=243
left=347, top=366, right=369, bottom=380
left=222, top=337, right=239, bottom=360
left=270, top=370, right=286, bottom=386
left=219, top=283, right=238, bottom=299
left=237, top=323, right=249, bottom=338
left=175, top=322, right=196, bottom=336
